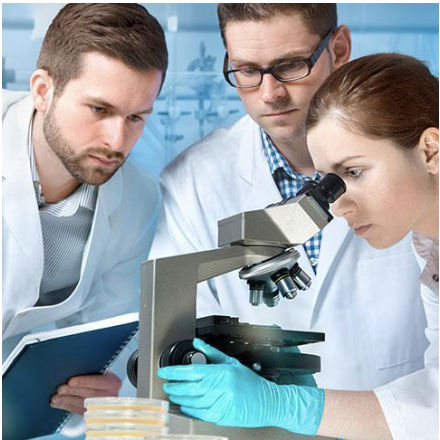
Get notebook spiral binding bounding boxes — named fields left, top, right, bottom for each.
left=100, top=324, right=139, bottom=373
left=54, top=323, right=139, bottom=434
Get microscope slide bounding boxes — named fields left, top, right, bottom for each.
left=2, top=313, right=139, bottom=440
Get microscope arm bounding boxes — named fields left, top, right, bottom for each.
left=137, top=245, right=282, bottom=398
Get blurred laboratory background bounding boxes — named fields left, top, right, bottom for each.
left=3, top=3, right=439, bottom=180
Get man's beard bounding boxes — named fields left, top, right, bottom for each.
left=43, top=104, right=126, bottom=186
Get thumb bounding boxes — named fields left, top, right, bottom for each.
left=193, top=338, right=238, bottom=365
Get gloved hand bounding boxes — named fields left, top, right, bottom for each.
left=158, top=338, right=324, bottom=436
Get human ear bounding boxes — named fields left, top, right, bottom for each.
left=330, top=25, right=351, bottom=69
left=30, top=69, right=54, bottom=114
left=418, top=127, right=439, bottom=175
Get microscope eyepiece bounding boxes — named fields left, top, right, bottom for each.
left=296, top=172, right=346, bottom=210
left=315, top=173, right=346, bottom=204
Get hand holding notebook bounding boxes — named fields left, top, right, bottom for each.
left=2, top=313, right=139, bottom=440
left=50, top=370, right=123, bottom=414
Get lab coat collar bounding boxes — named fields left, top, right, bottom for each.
left=2, top=94, right=44, bottom=292
left=78, top=168, right=123, bottom=296
left=2, top=94, right=34, bottom=180
left=237, top=116, right=263, bottom=186
left=237, top=116, right=282, bottom=210
left=96, top=164, right=123, bottom=218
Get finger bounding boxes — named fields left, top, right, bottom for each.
left=158, top=364, right=218, bottom=381
left=67, top=372, right=122, bottom=391
left=169, top=390, right=222, bottom=410
left=163, top=380, right=207, bottom=397
left=193, top=338, right=237, bottom=365
left=50, top=395, right=86, bottom=415
left=56, top=385, right=119, bottom=399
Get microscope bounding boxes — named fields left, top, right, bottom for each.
left=128, top=173, right=345, bottom=439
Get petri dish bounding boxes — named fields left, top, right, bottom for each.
left=85, top=427, right=169, bottom=438
left=85, top=410, right=169, bottom=428
left=85, top=397, right=169, bottom=413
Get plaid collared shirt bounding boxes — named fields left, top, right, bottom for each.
left=261, top=129, right=322, bottom=271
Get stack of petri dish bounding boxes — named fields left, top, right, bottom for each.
left=84, top=397, right=169, bottom=439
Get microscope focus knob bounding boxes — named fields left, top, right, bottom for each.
left=183, top=351, right=208, bottom=365
left=160, top=340, right=208, bottom=367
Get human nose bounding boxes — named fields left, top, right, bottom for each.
left=103, top=117, right=127, bottom=152
left=331, top=192, right=356, bottom=219
left=259, top=73, right=287, bottom=103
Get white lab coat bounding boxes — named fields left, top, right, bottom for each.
left=375, top=241, right=439, bottom=440
left=2, top=91, right=159, bottom=348
left=150, top=116, right=433, bottom=418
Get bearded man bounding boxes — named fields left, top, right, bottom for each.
left=2, top=3, right=167, bottom=417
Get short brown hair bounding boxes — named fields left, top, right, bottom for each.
left=38, top=3, right=168, bottom=93
left=306, top=53, right=439, bottom=150
left=217, top=3, right=337, bottom=47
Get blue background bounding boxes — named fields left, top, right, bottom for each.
left=3, top=3, right=439, bottom=183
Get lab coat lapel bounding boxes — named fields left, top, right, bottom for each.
left=308, top=215, right=351, bottom=327
left=237, top=117, right=281, bottom=210
left=77, top=169, right=123, bottom=298
left=2, top=96, right=44, bottom=294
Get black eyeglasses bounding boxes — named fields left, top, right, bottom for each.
left=223, top=30, right=334, bottom=89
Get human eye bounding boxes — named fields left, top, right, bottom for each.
left=238, top=67, right=259, bottom=77
left=91, top=106, right=107, bottom=115
left=346, top=169, right=363, bottom=179
left=275, top=60, right=306, bottom=76
left=127, top=114, right=144, bottom=123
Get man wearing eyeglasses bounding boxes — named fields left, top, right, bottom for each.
left=150, top=2, right=426, bottom=398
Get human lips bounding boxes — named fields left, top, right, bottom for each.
left=351, top=224, right=373, bottom=236
left=262, top=109, right=296, bottom=117
left=88, top=154, right=121, bottom=167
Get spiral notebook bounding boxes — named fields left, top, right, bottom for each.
left=2, top=312, right=139, bottom=440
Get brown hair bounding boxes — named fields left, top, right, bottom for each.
left=37, top=3, right=168, bottom=94
left=217, top=3, right=337, bottom=46
left=306, top=53, right=439, bottom=149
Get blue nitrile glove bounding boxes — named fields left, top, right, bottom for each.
left=157, top=338, right=324, bottom=436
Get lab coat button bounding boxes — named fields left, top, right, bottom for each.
left=433, top=274, right=439, bottom=282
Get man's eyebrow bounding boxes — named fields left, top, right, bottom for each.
left=230, top=49, right=312, bottom=67
left=85, top=97, right=153, bottom=115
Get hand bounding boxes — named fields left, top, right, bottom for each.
left=50, top=372, right=122, bottom=414
left=158, top=338, right=324, bottom=435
